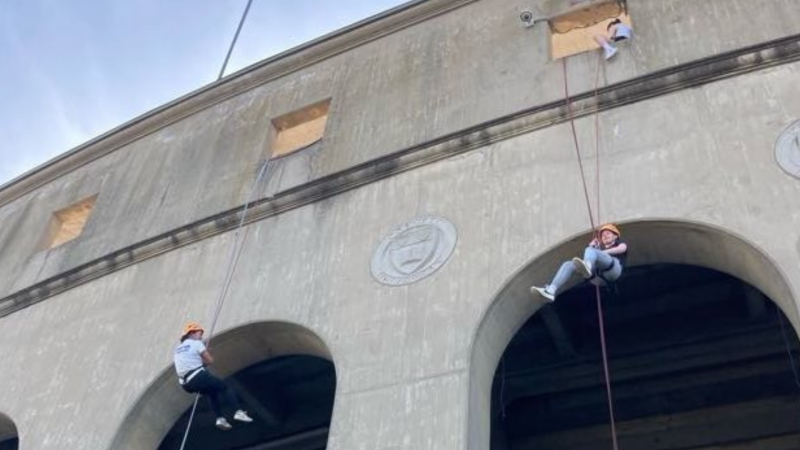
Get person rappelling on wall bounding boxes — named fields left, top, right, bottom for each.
left=173, top=322, right=254, bottom=430
left=594, top=18, right=632, bottom=60
left=530, top=223, right=628, bottom=302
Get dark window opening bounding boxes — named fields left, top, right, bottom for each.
left=0, top=414, right=18, bottom=450
left=491, top=264, right=800, bottom=449
left=158, top=355, right=335, bottom=450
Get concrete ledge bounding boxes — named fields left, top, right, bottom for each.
left=2, top=32, right=800, bottom=318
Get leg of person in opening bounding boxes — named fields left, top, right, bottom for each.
left=531, top=223, right=627, bottom=302
left=191, top=372, right=230, bottom=430
left=173, top=322, right=254, bottom=431
left=594, top=18, right=632, bottom=60
left=188, top=370, right=253, bottom=430
left=531, top=260, right=578, bottom=302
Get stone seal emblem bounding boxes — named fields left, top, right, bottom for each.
left=776, top=120, right=800, bottom=179
left=371, top=216, right=457, bottom=286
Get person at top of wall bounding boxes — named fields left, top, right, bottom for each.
left=173, top=322, right=254, bottom=430
left=594, top=18, right=633, bottom=60
left=530, top=223, right=628, bottom=302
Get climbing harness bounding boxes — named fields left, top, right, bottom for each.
left=562, top=52, right=620, bottom=450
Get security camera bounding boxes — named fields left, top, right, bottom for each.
left=519, top=10, right=542, bottom=28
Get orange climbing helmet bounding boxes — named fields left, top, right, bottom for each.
left=598, top=223, right=621, bottom=238
left=181, top=322, right=204, bottom=339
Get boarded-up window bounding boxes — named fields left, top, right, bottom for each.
left=550, top=1, right=631, bottom=59
left=271, top=99, right=331, bottom=157
left=44, top=194, right=98, bottom=249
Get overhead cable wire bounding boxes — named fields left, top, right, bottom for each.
left=218, top=0, right=254, bottom=80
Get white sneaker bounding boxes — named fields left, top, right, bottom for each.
left=234, top=410, right=253, bottom=423
left=572, top=257, right=593, bottom=278
left=215, top=417, right=232, bottom=430
left=530, top=285, right=556, bottom=302
left=604, top=46, right=618, bottom=60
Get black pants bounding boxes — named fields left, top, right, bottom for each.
left=182, top=369, right=241, bottom=418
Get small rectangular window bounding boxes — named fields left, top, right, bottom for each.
left=43, top=194, right=98, bottom=249
left=271, top=99, right=331, bottom=157
left=550, top=1, right=631, bottom=59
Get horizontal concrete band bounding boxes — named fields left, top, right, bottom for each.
left=2, top=33, right=799, bottom=318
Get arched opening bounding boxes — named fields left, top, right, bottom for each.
left=111, top=321, right=336, bottom=450
left=494, top=265, right=800, bottom=448
left=0, top=413, right=18, bottom=450
left=468, top=220, right=800, bottom=450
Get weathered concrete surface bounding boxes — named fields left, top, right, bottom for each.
left=1, top=56, right=799, bottom=448
left=1, top=0, right=799, bottom=298
left=0, top=0, right=799, bottom=449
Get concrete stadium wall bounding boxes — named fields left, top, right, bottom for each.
left=1, top=55, right=799, bottom=448
left=1, top=0, right=798, bottom=299
left=0, top=0, right=799, bottom=449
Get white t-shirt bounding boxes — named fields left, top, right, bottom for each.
left=174, top=339, right=206, bottom=377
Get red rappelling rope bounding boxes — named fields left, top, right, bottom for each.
left=561, top=55, right=620, bottom=450
left=594, top=52, right=604, bottom=232
left=595, top=283, right=619, bottom=450
left=562, top=58, right=596, bottom=232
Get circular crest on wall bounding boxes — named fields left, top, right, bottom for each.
left=775, top=120, right=800, bottom=179
left=371, top=216, right=457, bottom=286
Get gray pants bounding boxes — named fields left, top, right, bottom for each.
left=548, top=247, right=622, bottom=294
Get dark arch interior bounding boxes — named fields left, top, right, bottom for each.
left=158, top=355, right=335, bottom=450
left=491, top=264, right=800, bottom=450
left=0, top=414, right=17, bottom=450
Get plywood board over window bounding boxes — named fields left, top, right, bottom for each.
left=43, top=194, right=98, bottom=249
left=271, top=99, right=331, bottom=158
left=550, top=0, right=631, bottom=59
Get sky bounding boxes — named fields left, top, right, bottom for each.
left=0, top=0, right=409, bottom=186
